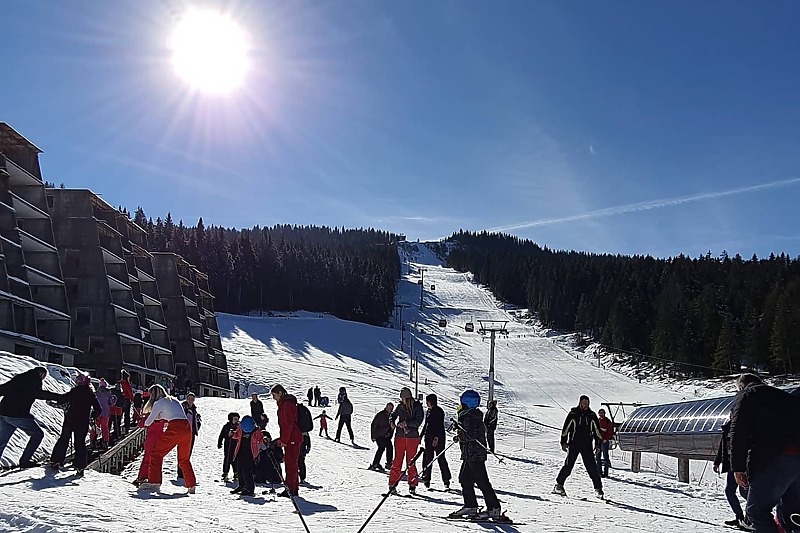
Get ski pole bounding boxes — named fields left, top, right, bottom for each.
left=450, top=419, right=505, bottom=464
left=357, top=446, right=425, bottom=533
left=267, top=450, right=312, bottom=533
left=408, top=438, right=458, bottom=485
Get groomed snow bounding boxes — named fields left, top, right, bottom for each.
left=0, top=244, right=738, bottom=532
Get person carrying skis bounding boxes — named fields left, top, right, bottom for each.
left=178, top=392, right=201, bottom=480
left=307, top=387, right=314, bottom=406
left=450, top=389, right=502, bottom=520
left=714, top=414, right=751, bottom=529
left=314, top=409, right=333, bottom=438
left=218, top=412, right=240, bottom=482
left=49, top=373, right=101, bottom=475
left=270, top=384, right=302, bottom=497
left=553, top=395, right=604, bottom=498
left=335, top=387, right=355, bottom=444
left=0, top=366, right=63, bottom=468
left=421, top=394, right=452, bottom=489
left=230, top=415, right=265, bottom=497
left=139, top=384, right=197, bottom=494
left=484, top=400, right=498, bottom=453
left=369, top=402, right=394, bottom=471
left=595, top=408, right=613, bottom=477
left=388, top=387, right=424, bottom=495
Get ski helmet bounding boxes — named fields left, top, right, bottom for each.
left=460, top=389, right=480, bottom=409
left=240, top=415, right=256, bottom=433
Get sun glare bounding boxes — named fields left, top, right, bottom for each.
left=169, top=9, right=249, bottom=94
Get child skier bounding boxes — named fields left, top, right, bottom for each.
left=314, top=410, right=333, bottom=438
left=230, top=415, right=266, bottom=497
left=450, top=389, right=502, bottom=520
left=218, top=412, right=240, bottom=482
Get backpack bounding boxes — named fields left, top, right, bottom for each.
left=296, top=403, right=314, bottom=433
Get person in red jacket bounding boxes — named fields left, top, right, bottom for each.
left=119, top=370, right=134, bottom=431
left=230, top=415, right=265, bottom=497
left=595, top=408, right=614, bottom=477
left=271, top=384, right=302, bottom=497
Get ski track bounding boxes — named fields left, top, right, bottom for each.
left=0, top=244, right=736, bottom=532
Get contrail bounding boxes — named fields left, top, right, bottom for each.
left=487, top=177, right=800, bottom=233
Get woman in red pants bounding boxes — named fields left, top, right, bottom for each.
left=271, top=384, right=302, bottom=497
left=138, top=385, right=196, bottom=494
left=133, top=390, right=165, bottom=486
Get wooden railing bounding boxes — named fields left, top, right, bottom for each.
left=86, top=428, right=145, bottom=474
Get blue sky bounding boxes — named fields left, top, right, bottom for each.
left=2, top=1, right=799, bottom=258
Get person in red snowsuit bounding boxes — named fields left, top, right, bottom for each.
left=271, top=384, right=302, bottom=497
left=595, top=408, right=614, bottom=477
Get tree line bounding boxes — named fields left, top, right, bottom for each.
left=445, top=230, right=800, bottom=377
left=131, top=208, right=401, bottom=326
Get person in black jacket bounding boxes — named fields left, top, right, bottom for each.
left=369, top=402, right=394, bottom=471
left=729, top=373, right=800, bottom=531
left=178, top=392, right=201, bottom=480
left=250, top=394, right=266, bottom=429
left=335, top=389, right=354, bottom=443
left=714, top=416, right=750, bottom=529
left=450, top=389, right=501, bottom=520
left=553, top=395, right=604, bottom=498
left=0, top=366, right=63, bottom=468
left=484, top=400, right=498, bottom=453
left=421, top=394, right=451, bottom=489
left=218, top=412, right=240, bottom=482
left=49, top=373, right=101, bottom=475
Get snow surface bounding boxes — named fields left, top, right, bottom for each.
left=0, top=244, right=740, bottom=532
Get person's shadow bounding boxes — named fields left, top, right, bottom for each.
left=294, top=499, right=338, bottom=515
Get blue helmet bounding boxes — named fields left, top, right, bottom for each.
left=460, top=389, right=480, bottom=409
left=240, top=415, right=256, bottom=433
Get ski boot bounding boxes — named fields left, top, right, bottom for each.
left=552, top=483, right=566, bottom=496
left=137, top=482, right=161, bottom=493
left=444, top=481, right=451, bottom=491
left=474, top=508, right=502, bottom=520
left=409, top=485, right=417, bottom=495
left=449, top=506, right=480, bottom=519
left=595, top=488, right=605, bottom=499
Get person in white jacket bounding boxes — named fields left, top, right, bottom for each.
left=138, top=385, right=196, bottom=493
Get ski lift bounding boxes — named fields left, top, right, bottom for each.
left=465, top=322, right=474, bottom=332
left=439, top=318, right=447, bottom=328
left=417, top=280, right=423, bottom=285
left=430, top=284, right=435, bottom=291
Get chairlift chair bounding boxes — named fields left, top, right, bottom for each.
left=438, top=318, right=447, bottom=328
left=465, top=322, right=475, bottom=332
left=430, top=284, right=435, bottom=290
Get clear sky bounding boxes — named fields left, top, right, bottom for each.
left=2, top=1, right=799, bottom=258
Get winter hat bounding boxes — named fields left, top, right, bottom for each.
left=99, top=379, right=109, bottom=389
left=75, top=373, right=90, bottom=387
left=579, top=395, right=590, bottom=404
left=460, top=389, right=480, bottom=409
left=240, top=415, right=256, bottom=433
left=400, top=387, right=412, bottom=400
left=228, top=412, right=240, bottom=422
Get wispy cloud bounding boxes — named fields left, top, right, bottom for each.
left=487, top=177, right=800, bottom=233
left=589, top=144, right=596, bottom=155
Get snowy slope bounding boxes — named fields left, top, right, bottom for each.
left=0, top=244, right=738, bottom=532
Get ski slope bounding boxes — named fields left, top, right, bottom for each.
left=0, top=244, right=738, bottom=532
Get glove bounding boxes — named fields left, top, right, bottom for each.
left=561, top=443, right=569, bottom=453
left=218, top=444, right=223, bottom=449
left=713, top=464, right=720, bottom=474
left=453, top=435, right=460, bottom=442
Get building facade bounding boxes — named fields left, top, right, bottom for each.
left=0, top=123, right=79, bottom=363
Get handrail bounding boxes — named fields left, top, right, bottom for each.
left=87, top=428, right=146, bottom=474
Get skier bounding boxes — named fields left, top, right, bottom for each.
left=298, top=432, right=311, bottom=483
left=335, top=387, right=355, bottom=444
left=314, top=409, right=333, bottom=438
left=449, top=389, right=502, bottom=520
left=714, top=414, right=751, bottom=529
left=230, top=415, right=265, bottom=497
left=307, top=387, right=314, bottom=406
left=484, top=400, right=498, bottom=453
left=49, top=373, right=101, bottom=475
left=313, top=386, right=321, bottom=407
left=369, top=402, right=394, bottom=471
left=139, top=384, right=197, bottom=494
left=0, top=366, right=63, bottom=468
left=388, top=387, right=424, bottom=495
left=553, top=395, right=604, bottom=498
left=254, top=430, right=284, bottom=484
left=730, top=373, right=800, bottom=531
left=250, top=393, right=265, bottom=428
left=595, top=408, right=613, bottom=477
left=271, top=384, right=302, bottom=497
left=92, top=379, right=112, bottom=449
left=178, top=392, right=201, bottom=480
left=217, top=412, right=240, bottom=482
left=234, top=381, right=240, bottom=399
left=420, top=394, right=451, bottom=489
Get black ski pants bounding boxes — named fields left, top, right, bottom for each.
left=336, top=415, right=354, bottom=441
left=556, top=444, right=603, bottom=491
left=51, top=420, right=89, bottom=470
left=372, top=436, right=393, bottom=467
left=486, top=428, right=496, bottom=453
left=459, top=460, right=500, bottom=510
left=236, top=451, right=256, bottom=494
left=422, top=437, right=451, bottom=485
left=222, top=441, right=237, bottom=477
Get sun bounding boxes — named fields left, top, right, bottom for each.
left=169, top=9, right=249, bottom=94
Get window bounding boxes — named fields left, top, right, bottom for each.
left=76, top=307, right=91, bottom=327
left=46, top=195, right=54, bottom=209
left=88, top=336, right=104, bottom=354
